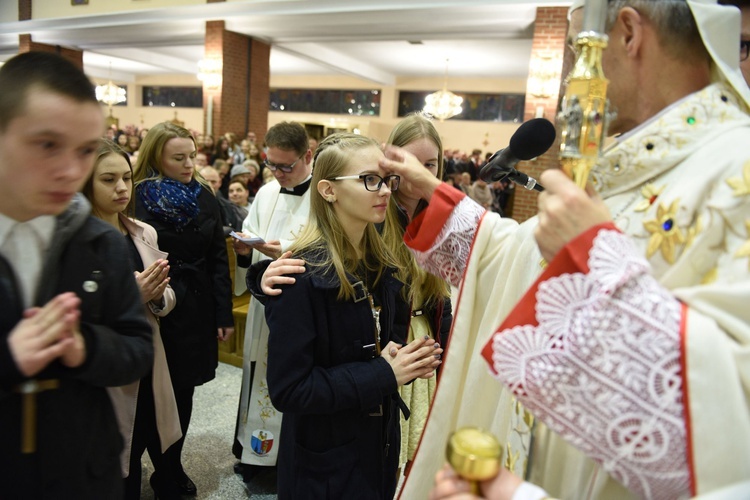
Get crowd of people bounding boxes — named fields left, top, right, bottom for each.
left=442, top=151, right=516, bottom=216
left=2, top=1, right=750, bottom=499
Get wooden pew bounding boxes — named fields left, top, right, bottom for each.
left=219, top=237, right=250, bottom=368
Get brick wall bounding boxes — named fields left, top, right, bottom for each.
left=18, top=34, right=83, bottom=70
left=19, top=0, right=31, bottom=21
left=203, top=21, right=270, bottom=140
left=509, top=6, right=568, bottom=223
left=247, top=39, right=270, bottom=140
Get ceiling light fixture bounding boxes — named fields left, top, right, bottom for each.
left=198, top=58, right=223, bottom=90
left=423, top=59, right=463, bottom=121
left=95, top=62, right=126, bottom=127
left=527, top=55, right=562, bottom=99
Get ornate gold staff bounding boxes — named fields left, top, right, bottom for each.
left=558, top=0, right=613, bottom=188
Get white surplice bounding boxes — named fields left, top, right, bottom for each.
left=236, top=179, right=311, bottom=466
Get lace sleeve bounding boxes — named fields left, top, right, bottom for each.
left=490, top=229, right=689, bottom=500
left=411, top=197, right=485, bottom=287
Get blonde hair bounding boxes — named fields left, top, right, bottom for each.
left=290, top=133, right=399, bottom=301
left=384, top=113, right=450, bottom=306
left=132, top=121, right=209, bottom=190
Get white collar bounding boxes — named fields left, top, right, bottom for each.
left=0, top=213, right=55, bottom=249
left=610, top=92, right=695, bottom=146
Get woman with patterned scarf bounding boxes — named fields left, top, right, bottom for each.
left=133, top=122, right=234, bottom=500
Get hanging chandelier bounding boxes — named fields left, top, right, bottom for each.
left=95, top=81, right=126, bottom=108
left=197, top=58, right=223, bottom=90
left=527, top=55, right=562, bottom=99
left=95, top=62, right=126, bottom=124
left=423, top=59, right=463, bottom=121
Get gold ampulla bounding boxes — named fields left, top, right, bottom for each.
left=558, top=6, right=611, bottom=189
left=446, top=427, right=502, bottom=495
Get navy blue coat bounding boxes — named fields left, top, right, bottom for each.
left=0, top=204, right=152, bottom=499
left=265, top=258, right=407, bottom=500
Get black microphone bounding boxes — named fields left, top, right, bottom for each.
left=479, top=118, right=557, bottom=192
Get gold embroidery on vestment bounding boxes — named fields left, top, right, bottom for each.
left=643, top=200, right=685, bottom=264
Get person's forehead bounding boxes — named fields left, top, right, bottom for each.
left=346, top=145, right=383, bottom=171
left=11, top=90, right=102, bottom=140
left=97, top=153, right=130, bottom=172
left=404, top=137, right=438, bottom=156
left=164, top=137, right=195, bottom=152
left=741, top=5, right=750, bottom=32
left=266, top=147, right=299, bottom=160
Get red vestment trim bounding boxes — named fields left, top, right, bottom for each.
left=679, top=302, right=696, bottom=496
left=404, top=183, right=465, bottom=252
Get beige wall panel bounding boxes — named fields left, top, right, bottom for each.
left=0, top=0, right=18, bottom=23
left=33, top=0, right=204, bottom=20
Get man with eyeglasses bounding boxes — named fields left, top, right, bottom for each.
left=720, top=0, right=750, bottom=84
left=230, top=121, right=313, bottom=485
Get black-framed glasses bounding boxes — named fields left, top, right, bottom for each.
left=328, top=174, right=400, bottom=192
left=263, top=155, right=303, bottom=173
left=742, top=40, right=750, bottom=62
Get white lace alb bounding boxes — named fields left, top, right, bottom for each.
left=412, top=196, right=485, bottom=287
left=490, top=229, right=689, bottom=500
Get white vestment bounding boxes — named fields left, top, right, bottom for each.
left=400, top=83, right=750, bottom=499
left=236, top=179, right=310, bottom=465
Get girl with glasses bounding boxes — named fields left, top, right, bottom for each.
left=263, top=133, right=442, bottom=499
left=256, top=115, right=454, bottom=486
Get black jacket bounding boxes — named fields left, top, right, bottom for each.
left=0, top=195, right=153, bottom=499
left=264, top=255, right=407, bottom=500
left=217, top=195, right=247, bottom=236
left=135, top=185, right=233, bottom=388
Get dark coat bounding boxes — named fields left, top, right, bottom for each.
left=0, top=198, right=153, bottom=499
left=265, top=257, right=407, bottom=500
left=135, top=185, right=233, bottom=388
left=217, top=195, right=247, bottom=235
left=421, top=295, right=452, bottom=348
